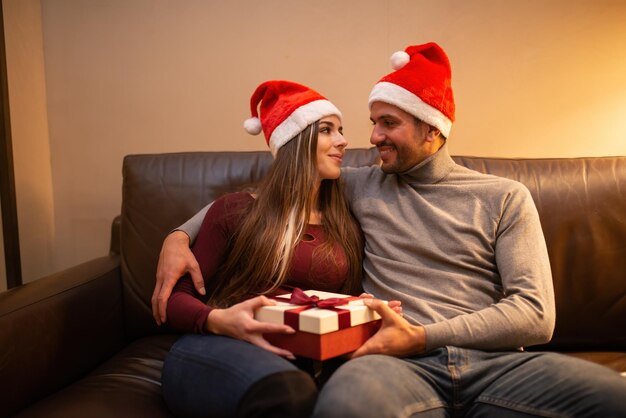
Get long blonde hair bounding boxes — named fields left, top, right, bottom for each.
left=207, top=121, right=363, bottom=307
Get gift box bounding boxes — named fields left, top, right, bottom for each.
left=254, top=288, right=383, bottom=360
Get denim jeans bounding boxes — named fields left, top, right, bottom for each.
left=161, top=334, right=317, bottom=418
left=313, top=347, right=626, bottom=418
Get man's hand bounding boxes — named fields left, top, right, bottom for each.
left=207, top=296, right=297, bottom=359
left=152, top=231, right=204, bottom=325
left=352, top=298, right=426, bottom=358
left=359, top=293, right=403, bottom=316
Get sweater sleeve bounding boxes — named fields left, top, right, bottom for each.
left=166, top=193, right=252, bottom=333
left=177, top=202, right=212, bottom=245
left=423, top=185, right=556, bottom=351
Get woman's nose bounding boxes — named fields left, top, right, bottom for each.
left=335, top=133, right=348, bottom=149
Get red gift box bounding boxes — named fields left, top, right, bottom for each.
left=254, top=289, right=383, bottom=360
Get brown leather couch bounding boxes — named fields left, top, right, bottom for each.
left=1, top=148, right=625, bottom=417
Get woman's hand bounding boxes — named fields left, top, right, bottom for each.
left=359, top=293, right=403, bottom=316
left=206, top=296, right=297, bottom=359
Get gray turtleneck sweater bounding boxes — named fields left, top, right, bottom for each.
left=179, top=144, right=555, bottom=352
left=341, top=144, right=555, bottom=351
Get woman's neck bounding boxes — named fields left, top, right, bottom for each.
left=308, top=182, right=322, bottom=224
left=308, top=209, right=322, bottom=225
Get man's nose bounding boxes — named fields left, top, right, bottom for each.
left=370, top=126, right=384, bottom=145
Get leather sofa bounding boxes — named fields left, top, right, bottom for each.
left=1, top=148, right=625, bottom=417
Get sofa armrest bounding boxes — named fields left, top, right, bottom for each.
left=0, top=255, right=125, bottom=416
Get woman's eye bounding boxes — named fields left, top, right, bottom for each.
left=320, top=128, right=330, bottom=133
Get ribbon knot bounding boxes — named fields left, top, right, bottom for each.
left=287, top=287, right=350, bottom=309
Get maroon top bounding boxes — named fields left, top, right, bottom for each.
left=166, top=192, right=350, bottom=333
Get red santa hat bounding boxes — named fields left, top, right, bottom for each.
left=368, top=42, right=455, bottom=138
left=244, top=80, right=342, bottom=156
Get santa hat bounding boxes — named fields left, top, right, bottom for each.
left=368, top=42, right=455, bottom=138
left=244, top=80, right=342, bottom=156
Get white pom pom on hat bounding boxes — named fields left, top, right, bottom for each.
left=390, top=50, right=410, bottom=70
left=243, top=117, right=262, bottom=135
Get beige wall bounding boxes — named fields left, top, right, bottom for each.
left=3, top=0, right=626, bottom=284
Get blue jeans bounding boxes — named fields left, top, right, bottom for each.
left=162, top=334, right=317, bottom=418
left=313, top=347, right=626, bottom=417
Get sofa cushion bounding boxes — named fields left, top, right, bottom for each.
left=15, top=334, right=179, bottom=418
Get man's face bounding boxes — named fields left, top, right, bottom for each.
left=369, top=102, right=430, bottom=173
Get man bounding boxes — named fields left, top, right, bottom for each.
left=154, top=43, right=626, bottom=416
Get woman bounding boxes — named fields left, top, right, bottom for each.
left=161, top=80, right=385, bottom=418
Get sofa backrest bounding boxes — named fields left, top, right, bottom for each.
left=120, top=148, right=380, bottom=339
left=121, top=149, right=626, bottom=350
left=453, top=155, right=626, bottom=350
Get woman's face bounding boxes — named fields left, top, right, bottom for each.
left=316, top=115, right=347, bottom=180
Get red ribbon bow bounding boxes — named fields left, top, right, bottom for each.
left=274, top=288, right=358, bottom=332
left=286, top=287, right=353, bottom=309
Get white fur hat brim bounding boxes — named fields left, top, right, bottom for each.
left=269, top=99, right=342, bottom=156
left=369, top=81, right=452, bottom=138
